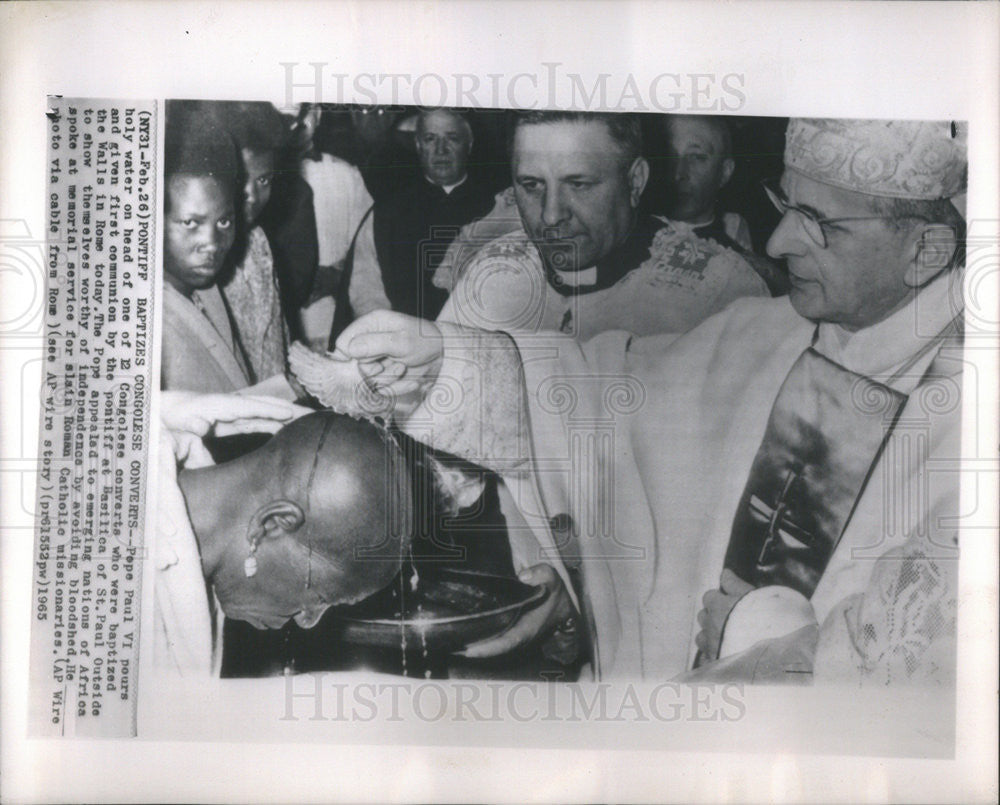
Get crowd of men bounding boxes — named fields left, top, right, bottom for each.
left=158, top=102, right=966, bottom=701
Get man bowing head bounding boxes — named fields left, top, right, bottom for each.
left=156, top=406, right=414, bottom=676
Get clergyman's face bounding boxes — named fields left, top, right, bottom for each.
left=164, top=174, right=235, bottom=296
left=665, top=117, right=733, bottom=223
left=512, top=120, right=644, bottom=273
left=416, top=110, right=472, bottom=187
left=766, top=170, right=915, bottom=330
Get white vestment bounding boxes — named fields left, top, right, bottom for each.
left=437, top=218, right=768, bottom=341
left=404, top=272, right=962, bottom=680
left=436, top=214, right=770, bottom=587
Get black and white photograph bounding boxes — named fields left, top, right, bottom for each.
left=1, top=2, right=997, bottom=803
left=155, top=99, right=965, bottom=694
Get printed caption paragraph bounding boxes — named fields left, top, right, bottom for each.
left=29, top=98, right=156, bottom=737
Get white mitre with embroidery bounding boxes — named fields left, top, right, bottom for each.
left=784, top=118, right=967, bottom=200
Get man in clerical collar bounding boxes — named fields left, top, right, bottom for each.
left=296, top=117, right=967, bottom=694
left=688, top=117, right=967, bottom=681
left=511, top=111, right=649, bottom=292
left=416, top=107, right=472, bottom=191
left=662, top=115, right=747, bottom=246
left=656, top=113, right=792, bottom=296
left=437, top=111, right=769, bottom=341
left=344, top=108, right=496, bottom=324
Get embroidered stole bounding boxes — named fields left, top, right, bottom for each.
left=723, top=319, right=960, bottom=597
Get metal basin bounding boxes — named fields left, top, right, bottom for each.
left=330, top=567, right=548, bottom=653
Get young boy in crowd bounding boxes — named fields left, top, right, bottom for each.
left=161, top=101, right=298, bottom=400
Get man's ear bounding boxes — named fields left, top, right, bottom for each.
left=628, top=157, right=650, bottom=208
left=247, top=499, right=305, bottom=545
left=904, top=223, right=957, bottom=288
left=720, top=157, right=735, bottom=189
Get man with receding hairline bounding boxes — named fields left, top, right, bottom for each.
left=344, top=107, right=495, bottom=324
left=658, top=114, right=787, bottom=295
left=437, top=111, right=768, bottom=340
left=294, top=117, right=967, bottom=695
left=663, top=115, right=747, bottom=241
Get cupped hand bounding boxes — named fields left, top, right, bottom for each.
left=694, top=568, right=755, bottom=662
left=335, top=310, right=445, bottom=399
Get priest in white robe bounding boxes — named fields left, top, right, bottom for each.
left=292, top=118, right=967, bottom=685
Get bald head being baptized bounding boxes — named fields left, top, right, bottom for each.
left=177, top=411, right=413, bottom=630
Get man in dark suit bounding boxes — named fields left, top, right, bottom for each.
left=345, top=108, right=496, bottom=323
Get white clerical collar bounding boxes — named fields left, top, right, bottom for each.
left=427, top=174, right=467, bottom=195
left=814, top=270, right=963, bottom=387
left=553, top=265, right=598, bottom=287
left=664, top=215, right=715, bottom=232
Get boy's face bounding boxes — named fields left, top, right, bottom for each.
left=164, top=174, right=235, bottom=296
left=241, top=148, right=274, bottom=224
